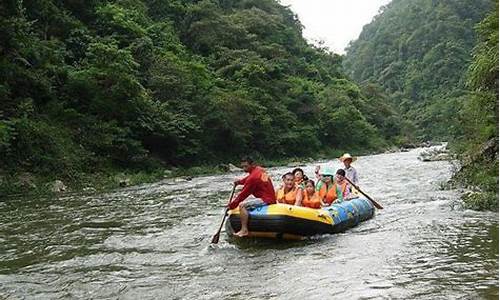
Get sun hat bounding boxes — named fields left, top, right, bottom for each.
left=320, top=167, right=335, bottom=176
left=339, top=153, right=357, bottom=163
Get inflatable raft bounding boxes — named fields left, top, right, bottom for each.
left=226, top=197, right=375, bottom=240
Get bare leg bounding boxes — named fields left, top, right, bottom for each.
left=235, top=203, right=249, bottom=237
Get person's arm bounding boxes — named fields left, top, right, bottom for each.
left=345, top=182, right=358, bottom=200
left=344, top=188, right=355, bottom=200
left=353, top=169, right=359, bottom=185
left=314, top=166, right=321, bottom=180
left=275, top=191, right=281, bottom=203
left=234, top=174, right=249, bottom=186
left=341, top=186, right=351, bottom=201
left=228, top=178, right=255, bottom=209
left=315, top=180, right=323, bottom=192
left=294, top=188, right=303, bottom=206
left=319, top=192, right=329, bottom=207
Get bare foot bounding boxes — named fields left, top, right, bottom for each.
left=235, top=230, right=249, bottom=237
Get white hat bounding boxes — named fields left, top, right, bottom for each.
left=339, top=153, right=357, bottom=162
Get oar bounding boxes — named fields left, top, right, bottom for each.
left=345, top=177, right=383, bottom=209
left=210, top=185, right=237, bottom=244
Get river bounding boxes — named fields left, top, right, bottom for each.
left=0, top=147, right=498, bottom=299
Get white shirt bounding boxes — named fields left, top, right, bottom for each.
left=344, top=166, right=359, bottom=185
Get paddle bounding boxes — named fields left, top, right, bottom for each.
left=210, top=185, right=237, bottom=244
left=344, top=177, right=384, bottom=209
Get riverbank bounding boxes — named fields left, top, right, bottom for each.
left=4, top=142, right=496, bottom=213
left=0, top=143, right=442, bottom=199
left=0, top=147, right=373, bottom=199
left=448, top=138, right=499, bottom=211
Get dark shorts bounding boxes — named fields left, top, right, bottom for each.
left=240, top=198, right=267, bottom=211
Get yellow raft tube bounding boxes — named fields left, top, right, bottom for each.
left=225, top=197, right=375, bottom=240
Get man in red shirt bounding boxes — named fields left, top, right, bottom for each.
left=229, top=157, right=276, bottom=237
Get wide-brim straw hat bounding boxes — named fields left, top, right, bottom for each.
left=339, top=153, right=357, bottom=162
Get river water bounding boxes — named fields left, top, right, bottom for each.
left=0, top=147, right=498, bottom=299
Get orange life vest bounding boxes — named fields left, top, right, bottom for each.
left=276, top=187, right=298, bottom=205
left=319, top=182, right=349, bottom=205
left=302, top=190, right=321, bottom=209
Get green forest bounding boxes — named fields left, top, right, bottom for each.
left=0, top=0, right=403, bottom=194
left=344, top=0, right=498, bottom=210
left=0, top=0, right=498, bottom=210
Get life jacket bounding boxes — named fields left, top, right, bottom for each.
left=320, top=181, right=349, bottom=205
left=276, top=187, right=298, bottom=205
left=302, top=190, right=321, bottom=209
left=317, top=183, right=333, bottom=202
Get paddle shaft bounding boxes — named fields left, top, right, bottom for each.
left=345, top=177, right=384, bottom=209
left=210, top=185, right=237, bottom=244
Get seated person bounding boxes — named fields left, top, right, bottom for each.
left=292, top=167, right=308, bottom=189
left=318, top=168, right=352, bottom=206
left=229, top=157, right=276, bottom=237
left=334, top=169, right=356, bottom=201
left=276, top=172, right=300, bottom=205
left=301, top=179, right=322, bottom=209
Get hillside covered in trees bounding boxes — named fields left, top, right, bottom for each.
left=344, top=0, right=498, bottom=210
left=0, top=0, right=402, bottom=194
left=344, top=0, right=492, bottom=140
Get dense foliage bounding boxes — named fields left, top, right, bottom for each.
left=0, top=0, right=401, bottom=193
left=344, top=0, right=498, bottom=210
left=344, top=0, right=493, bottom=140
left=462, top=0, right=498, bottom=147
left=454, top=1, right=498, bottom=211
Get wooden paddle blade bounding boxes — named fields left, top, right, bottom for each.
left=361, top=193, right=383, bottom=209
left=211, top=232, right=220, bottom=244
left=370, top=199, right=384, bottom=209
left=209, top=186, right=236, bottom=245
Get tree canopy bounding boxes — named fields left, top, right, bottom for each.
left=344, top=0, right=493, bottom=140
left=0, top=0, right=401, bottom=190
left=344, top=0, right=498, bottom=210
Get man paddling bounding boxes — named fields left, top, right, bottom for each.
left=339, top=153, right=359, bottom=185
left=229, top=157, right=276, bottom=237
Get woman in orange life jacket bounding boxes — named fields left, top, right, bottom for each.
left=301, top=179, right=322, bottom=209
left=291, top=168, right=308, bottom=206
left=317, top=168, right=353, bottom=206
left=276, top=172, right=301, bottom=205
left=292, top=168, right=308, bottom=189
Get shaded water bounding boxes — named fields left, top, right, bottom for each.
left=0, top=148, right=498, bottom=299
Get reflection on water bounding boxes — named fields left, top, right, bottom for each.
left=0, top=147, right=498, bottom=299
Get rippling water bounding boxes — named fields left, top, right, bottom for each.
left=0, top=148, right=498, bottom=299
